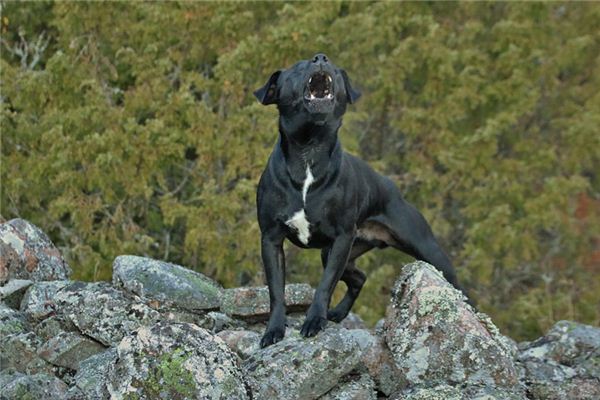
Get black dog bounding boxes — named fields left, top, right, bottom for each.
left=255, top=54, right=465, bottom=347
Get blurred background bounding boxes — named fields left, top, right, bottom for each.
left=1, top=1, right=598, bottom=340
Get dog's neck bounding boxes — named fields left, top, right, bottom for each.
left=278, top=119, right=342, bottom=185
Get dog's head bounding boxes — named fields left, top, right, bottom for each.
left=254, top=53, right=360, bottom=126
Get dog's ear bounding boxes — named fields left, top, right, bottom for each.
left=254, top=70, right=282, bottom=105
left=340, top=69, right=361, bottom=104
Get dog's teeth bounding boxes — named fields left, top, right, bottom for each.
left=327, top=75, right=332, bottom=83
left=327, top=93, right=333, bottom=99
left=309, top=77, right=312, bottom=84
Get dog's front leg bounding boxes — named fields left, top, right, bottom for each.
left=260, top=234, right=287, bottom=348
left=301, top=232, right=354, bottom=337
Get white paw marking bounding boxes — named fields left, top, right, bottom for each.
left=286, top=165, right=315, bottom=245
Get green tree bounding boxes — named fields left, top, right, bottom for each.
left=2, top=1, right=598, bottom=340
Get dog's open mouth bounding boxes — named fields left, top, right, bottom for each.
left=305, top=72, right=334, bottom=100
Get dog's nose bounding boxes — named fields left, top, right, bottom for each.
left=312, top=53, right=329, bottom=64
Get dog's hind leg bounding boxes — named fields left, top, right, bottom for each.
left=321, top=240, right=373, bottom=322
left=377, top=197, right=471, bottom=301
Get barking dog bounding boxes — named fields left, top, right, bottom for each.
left=255, top=53, right=467, bottom=347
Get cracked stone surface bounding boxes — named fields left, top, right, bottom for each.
left=383, top=261, right=523, bottom=396
left=516, top=320, right=600, bottom=399
left=106, top=321, right=249, bottom=399
left=37, top=331, right=106, bottom=371
left=1, top=220, right=598, bottom=399
left=243, top=327, right=374, bottom=400
left=21, top=280, right=160, bottom=346
left=0, top=218, right=71, bottom=284
left=112, top=255, right=223, bottom=312
left=0, top=370, right=71, bottom=399
left=221, top=283, right=314, bottom=321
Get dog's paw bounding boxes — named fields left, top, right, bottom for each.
left=260, top=327, right=285, bottom=348
left=300, top=315, right=327, bottom=337
left=327, top=307, right=348, bottom=323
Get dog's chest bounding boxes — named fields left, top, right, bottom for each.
left=285, top=165, right=315, bottom=245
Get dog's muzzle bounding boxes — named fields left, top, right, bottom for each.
left=304, top=71, right=335, bottom=115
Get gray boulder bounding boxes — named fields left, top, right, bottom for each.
left=106, top=321, right=248, bottom=399
left=391, top=384, right=526, bottom=400
left=319, top=374, right=377, bottom=400
left=72, top=348, right=118, bottom=400
left=37, top=331, right=106, bottom=371
left=112, top=255, right=222, bottom=312
left=358, top=334, right=404, bottom=396
left=517, top=320, right=600, bottom=399
left=0, top=302, right=29, bottom=338
left=21, top=280, right=160, bottom=346
left=0, top=370, right=70, bottom=400
left=383, top=261, right=522, bottom=395
left=0, top=279, right=33, bottom=309
left=0, top=218, right=71, bottom=284
left=243, top=327, right=374, bottom=400
left=0, top=331, right=52, bottom=374
left=221, top=283, right=314, bottom=321
left=217, top=329, right=261, bottom=359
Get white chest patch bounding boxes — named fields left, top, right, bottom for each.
left=286, top=165, right=315, bottom=245
left=286, top=209, right=311, bottom=244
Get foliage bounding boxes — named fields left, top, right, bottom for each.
left=1, top=1, right=598, bottom=340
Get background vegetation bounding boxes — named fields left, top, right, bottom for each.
left=1, top=1, right=598, bottom=340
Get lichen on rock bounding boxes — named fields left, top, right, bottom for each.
left=107, top=321, right=249, bottom=400
left=0, top=219, right=71, bottom=284
left=1, top=219, right=598, bottom=399
left=112, top=255, right=223, bottom=312
left=383, top=261, right=523, bottom=395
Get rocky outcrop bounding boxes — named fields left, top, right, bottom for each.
left=1, top=219, right=598, bottom=399
left=517, top=320, right=600, bottom=399
left=107, top=321, right=249, bottom=399
left=243, top=328, right=374, bottom=399
left=0, top=218, right=71, bottom=283
left=21, top=280, right=160, bottom=346
left=383, top=261, right=523, bottom=396
left=112, top=255, right=223, bottom=312
left=220, top=283, right=314, bottom=321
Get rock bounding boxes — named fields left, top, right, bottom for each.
left=339, top=312, right=367, bottom=330
left=37, top=331, right=106, bottom=370
left=0, top=370, right=69, bottom=400
left=19, top=280, right=71, bottom=319
left=199, top=311, right=246, bottom=332
left=112, top=255, right=222, bottom=312
left=221, top=283, right=314, bottom=321
left=319, top=374, right=377, bottom=400
left=72, top=348, right=118, bottom=400
left=160, top=309, right=245, bottom=333
left=359, top=334, right=404, bottom=396
left=217, top=329, right=261, bottom=359
left=517, top=320, right=600, bottom=399
left=21, top=281, right=160, bottom=346
left=391, top=383, right=462, bottom=400
left=243, top=327, right=373, bottom=400
left=0, top=302, right=29, bottom=338
left=0, top=279, right=33, bottom=309
left=0, top=331, right=52, bottom=374
left=0, top=218, right=71, bottom=284
left=519, top=320, right=600, bottom=375
left=384, top=261, right=522, bottom=394
left=105, top=321, right=248, bottom=399
left=33, top=315, right=78, bottom=341
left=392, top=384, right=527, bottom=400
